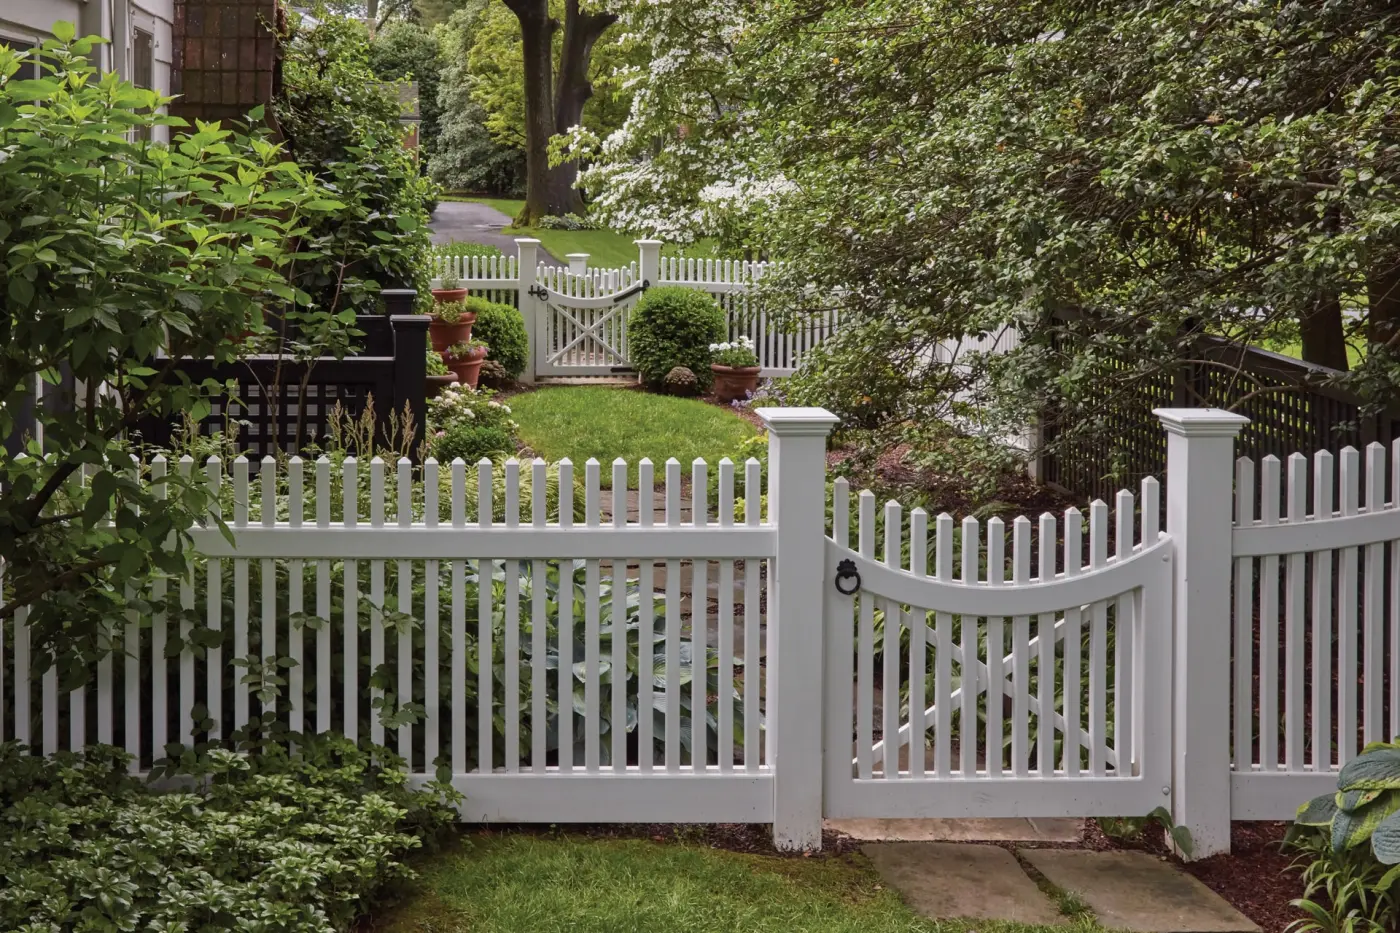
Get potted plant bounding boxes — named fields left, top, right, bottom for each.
left=432, top=271, right=469, bottom=304
left=429, top=299, right=477, bottom=352
left=426, top=346, right=457, bottom=397
left=444, top=338, right=489, bottom=389
left=709, top=336, right=761, bottom=402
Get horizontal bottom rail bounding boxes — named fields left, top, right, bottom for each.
left=407, top=771, right=774, bottom=823
left=1230, top=770, right=1338, bottom=820
left=826, top=775, right=1160, bottom=820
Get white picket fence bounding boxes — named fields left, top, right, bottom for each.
left=431, top=240, right=837, bottom=380
left=5, top=406, right=1400, bottom=857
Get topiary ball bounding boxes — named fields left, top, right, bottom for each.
left=628, top=286, right=727, bottom=391
left=664, top=365, right=699, bottom=396
left=478, top=358, right=509, bottom=388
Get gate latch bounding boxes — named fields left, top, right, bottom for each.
left=834, top=558, right=861, bottom=595
left=527, top=284, right=550, bottom=301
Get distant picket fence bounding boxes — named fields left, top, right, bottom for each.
left=431, top=240, right=837, bottom=380
left=4, top=406, right=1399, bottom=858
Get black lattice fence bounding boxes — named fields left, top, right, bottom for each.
left=3, top=290, right=431, bottom=460
left=1041, top=334, right=1400, bottom=505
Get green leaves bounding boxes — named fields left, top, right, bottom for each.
left=0, top=737, right=457, bottom=932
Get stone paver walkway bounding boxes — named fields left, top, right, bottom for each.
left=864, top=843, right=1065, bottom=926
left=1023, top=850, right=1259, bottom=932
left=855, top=827, right=1259, bottom=932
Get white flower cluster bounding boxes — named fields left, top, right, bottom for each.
left=708, top=336, right=755, bottom=353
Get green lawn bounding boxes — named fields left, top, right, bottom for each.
left=373, top=833, right=1089, bottom=933
left=441, top=196, right=725, bottom=269
left=507, top=386, right=756, bottom=488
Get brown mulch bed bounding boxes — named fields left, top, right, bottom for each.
left=1084, top=820, right=1304, bottom=933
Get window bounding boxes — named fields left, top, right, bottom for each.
left=0, top=35, right=41, bottom=81
left=132, top=29, right=154, bottom=141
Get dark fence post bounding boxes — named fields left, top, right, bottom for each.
left=390, top=310, right=430, bottom=460
left=382, top=289, right=419, bottom=317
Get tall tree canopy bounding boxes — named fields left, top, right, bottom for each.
left=574, top=0, right=1400, bottom=436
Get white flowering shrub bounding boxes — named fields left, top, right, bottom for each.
left=428, top=386, right=520, bottom=464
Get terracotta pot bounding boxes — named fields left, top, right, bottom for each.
left=429, top=312, right=477, bottom=352
left=711, top=364, right=761, bottom=403
left=432, top=287, right=469, bottom=304
left=426, top=374, right=458, bottom=398
left=446, top=346, right=489, bottom=389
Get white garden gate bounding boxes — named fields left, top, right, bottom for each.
left=821, top=478, right=1173, bottom=819
left=528, top=263, right=644, bottom=378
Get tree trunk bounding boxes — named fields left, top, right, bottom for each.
left=504, top=0, right=614, bottom=224
left=505, top=0, right=560, bottom=224
left=1299, top=293, right=1349, bottom=371
left=1368, top=253, right=1400, bottom=350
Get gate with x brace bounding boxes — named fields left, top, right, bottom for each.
left=529, top=270, right=649, bottom=378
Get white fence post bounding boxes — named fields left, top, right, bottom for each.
left=636, top=239, right=661, bottom=286
left=757, top=406, right=839, bottom=851
left=516, top=238, right=540, bottom=385
left=567, top=253, right=589, bottom=275
left=1154, top=407, right=1249, bottom=858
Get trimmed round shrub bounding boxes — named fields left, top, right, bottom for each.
left=434, top=422, right=515, bottom=463
left=467, top=297, right=529, bottom=378
left=627, top=287, right=727, bottom=391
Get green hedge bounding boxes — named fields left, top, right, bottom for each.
left=627, top=287, right=727, bottom=391
left=468, top=297, right=529, bottom=378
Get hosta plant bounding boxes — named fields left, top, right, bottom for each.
left=1288, top=742, right=1400, bottom=933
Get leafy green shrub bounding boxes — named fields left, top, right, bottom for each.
left=537, top=213, right=598, bottom=230
left=1287, top=742, right=1400, bottom=932
left=276, top=14, right=434, bottom=315
left=468, top=298, right=529, bottom=378
left=435, top=422, right=515, bottom=463
left=628, top=287, right=727, bottom=391
left=0, top=737, right=457, bottom=933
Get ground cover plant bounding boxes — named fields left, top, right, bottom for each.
left=0, top=737, right=458, bottom=932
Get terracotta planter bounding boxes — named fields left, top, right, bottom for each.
left=432, top=287, right=469, bottom=304
left=445, top=347, right=489, bottom=389
left=711, top=364, right=761, bottom=403
left=429, top=312, right=477, bottom=352
left=426, top=374, right=458, bottom=398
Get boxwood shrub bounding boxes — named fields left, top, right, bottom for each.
left=467, top=297, right=529, bottom=379
left=627, top=287, right=727, bottom=391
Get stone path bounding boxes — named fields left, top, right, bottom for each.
left=854, top=824, right=1259, bottom=932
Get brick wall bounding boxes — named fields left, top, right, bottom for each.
left=171, top=0, right=280, bottom=125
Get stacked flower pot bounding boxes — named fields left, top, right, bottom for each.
left=429, top=277, right=488, bottom=391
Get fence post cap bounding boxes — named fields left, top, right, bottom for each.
left=566, top=253, right=590, bottom=259
left=388, top=314, right=431, bottom=329
left=634, top=238, right=663, bottom=246
left=514, top=237, right=541, bottom=245
left=756, top=407, right=840, bottom=436
left=1152, top=407, right=1250, bottom=437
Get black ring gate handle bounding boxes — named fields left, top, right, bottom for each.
left=834, top=558, right=861, bottom=596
